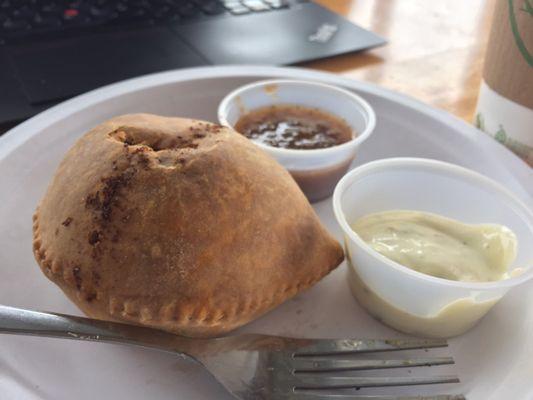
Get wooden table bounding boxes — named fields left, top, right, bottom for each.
left=308, top=0, right=495, bottom=122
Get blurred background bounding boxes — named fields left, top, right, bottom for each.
left=311, top=0, right=496, bottom=121
left=0, top=0, right=492, bottom=122
left=1, top=0, right=531, bottom=165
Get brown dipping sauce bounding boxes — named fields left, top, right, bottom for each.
left=234, top=104, right=353, bottom=150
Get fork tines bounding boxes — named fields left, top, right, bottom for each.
left=292, top=338, right=449, bottom=357
left=292, top=357, right=455, bottom=373
left=293, top=394, right=465, bottom=400
left=292, top=374, right=459, bottom=390
left=285, top=338, right=462, bottom=400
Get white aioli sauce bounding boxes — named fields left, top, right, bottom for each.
left=352, top=210, right=517, bottom=282
left=347, top=210, right=519, bottom=337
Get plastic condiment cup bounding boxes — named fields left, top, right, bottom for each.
left=217, top=79, right=376, bottom=202
left=332, top=158, right=533, bottom=338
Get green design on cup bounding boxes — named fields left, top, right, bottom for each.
left=475, top=113, right=486, bottom=131
left=521, top=0, right=533, bottom=15
left=494, top=125, right=508, bottom=143
left=508, top=0, right=533, bottom=67
left=476, top=112, right=533, bottom=166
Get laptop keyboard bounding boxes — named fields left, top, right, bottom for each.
left=0, top=0, right=301, bottom=40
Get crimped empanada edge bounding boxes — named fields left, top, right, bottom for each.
left=33, top=210, right=340, bottom=337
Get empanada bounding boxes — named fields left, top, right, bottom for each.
left=33, top=114, right=344, bottom=337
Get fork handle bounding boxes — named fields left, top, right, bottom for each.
left=0, top=304, right=127, bottom=339
left=0, top=305, right=201, bottom=359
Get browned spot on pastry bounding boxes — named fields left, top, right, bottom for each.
left=85, top=192, right=101, bottom=210
left=109, top=228, right=121, bottom=243
left=88, top=230, right=101, bottom=245
left=86, top=292, right=97, bottom=302
left=92, top=271, right=101, bottom=286
left=62, top=217, right=73, bottom=227
left=157, top=154, right=177, bottom=167
left=136, top=153, right=151, bottom=170
left=99, top=172, right=135, bottom=221
left=85, top=169, right=135, bottom=224
left=72, top=266, right=82, bottom=290
left=110, top=127, right=199, bottom=151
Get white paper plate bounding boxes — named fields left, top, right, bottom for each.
left=0, top=66, right=532, bottom=400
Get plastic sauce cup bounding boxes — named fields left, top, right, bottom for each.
left=218, top=79, right=376, bottom=202
left=333, top=158, right=533, bottom=338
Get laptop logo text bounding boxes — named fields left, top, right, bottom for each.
left=308, top=23, right=339, bottom=43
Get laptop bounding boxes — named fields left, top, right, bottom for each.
left=0, top=0, right=385, bottom=128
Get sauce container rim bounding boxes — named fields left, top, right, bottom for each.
left=332, top=157, right=533, bottom=290
left=217, top=78, right=376, bottom=157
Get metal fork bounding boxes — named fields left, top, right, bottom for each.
left=0, top=305, right=464, bottom=400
